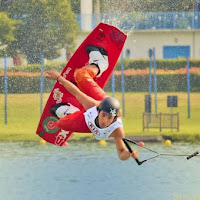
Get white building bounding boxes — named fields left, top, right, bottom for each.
left=77, top=0, right=200, bottom=59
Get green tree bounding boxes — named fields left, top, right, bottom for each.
left=69, top=0, right=80, bottom=14
left=0, top=12, right=18, bottom=46
left=6, top=0, right=80, bottom=63
left=0, top=0, right=14, bottom=11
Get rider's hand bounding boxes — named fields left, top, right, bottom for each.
left=44, top=70, right=61, bottom=80
left=131, top=149, right=139, bottom=160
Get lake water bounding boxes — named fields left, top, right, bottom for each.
left=0, top=141, right=199, bottom=200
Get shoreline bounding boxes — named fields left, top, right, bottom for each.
left=68, top=134, right=200, bottom=144
left=0, top=133, right=200, bottom=144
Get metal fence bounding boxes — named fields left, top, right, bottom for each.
left=143, top=112, right=179, bottom=131
left=77, top=12, right=200, bottom=30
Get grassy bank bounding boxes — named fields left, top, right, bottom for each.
left=0, top=92, right=199, bottom=143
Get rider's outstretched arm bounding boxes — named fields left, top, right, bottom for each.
left=45, top=70, right=99, bottom=110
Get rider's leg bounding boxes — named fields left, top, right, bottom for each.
left=74, top=45, right=109, bottom=101
left=55, top=111, right=91, bottom=133
left=74, top=67, right=108, bottom=101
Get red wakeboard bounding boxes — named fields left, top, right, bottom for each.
left=36, top=22, right=127, bottom=146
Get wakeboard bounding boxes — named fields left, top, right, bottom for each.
left=36, top=22, right=127, bottom=146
